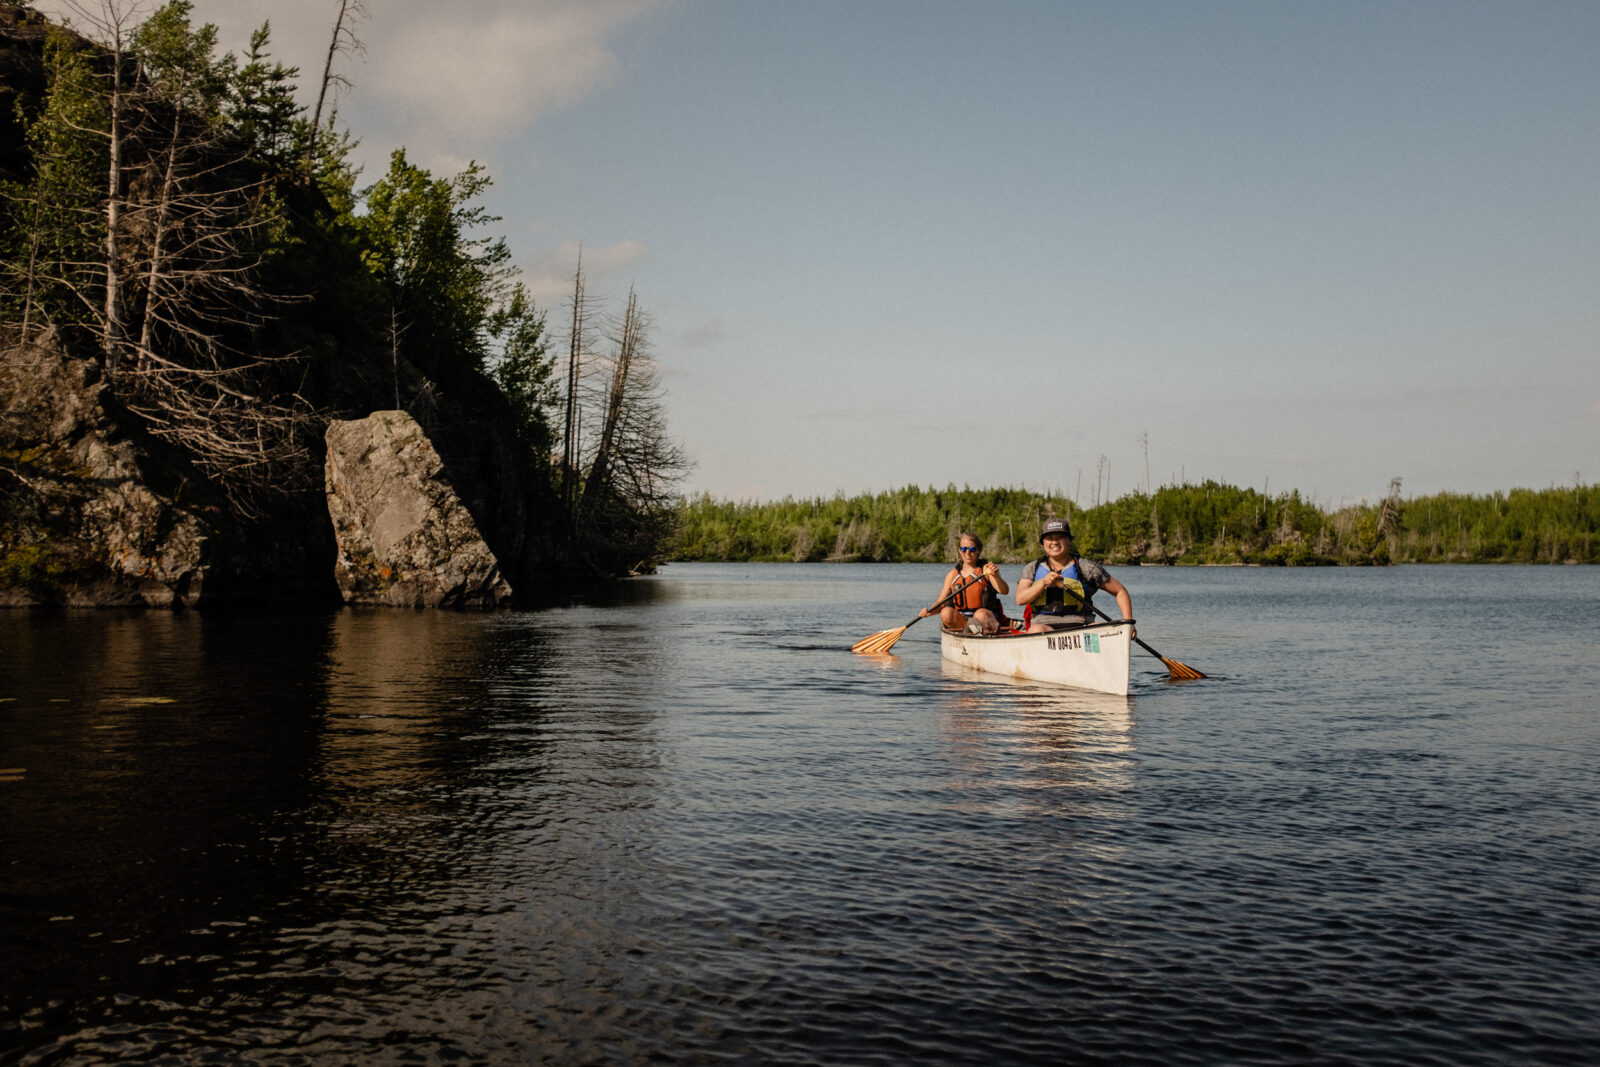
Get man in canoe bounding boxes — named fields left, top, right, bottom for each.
left=1015, top=519, right=1136, bottom=637
left=921, top=532, right=1011, bottom=634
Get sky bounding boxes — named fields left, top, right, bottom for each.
left=35, top=0, right=1600, bottom=506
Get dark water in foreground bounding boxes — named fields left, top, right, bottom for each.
left=2, top=564, right=1598, bottom=1065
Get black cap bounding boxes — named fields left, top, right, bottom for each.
left=1040, top=519, right=1072, bottom=541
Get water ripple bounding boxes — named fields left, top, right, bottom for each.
left=4, top=566, right=1600, bottom=1063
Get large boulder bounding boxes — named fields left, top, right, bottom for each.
left=324, top=410, right=512, bottom=609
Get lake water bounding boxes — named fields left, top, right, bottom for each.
left=2, top=563, right=1598, bottom=1065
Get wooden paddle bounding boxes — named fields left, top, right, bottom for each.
left=852, top=571, right=990, bottom=654
left=1091, top=606, right=1206, bottom=679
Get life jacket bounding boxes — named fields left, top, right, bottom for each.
left=948, top=563, right=1007, bottom=621
left=1030, top=555, right=1090, bottom=616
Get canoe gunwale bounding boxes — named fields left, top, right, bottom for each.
left=939, top=618, right=1134, bottom=641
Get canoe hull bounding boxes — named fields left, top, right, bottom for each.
left=940, top=621, right=1133, bottom=696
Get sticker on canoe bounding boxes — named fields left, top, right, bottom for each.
left=1047, top=631, right=1102, bottom=653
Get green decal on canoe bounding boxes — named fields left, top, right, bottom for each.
left=1086, top=633, right=1100, bottom=653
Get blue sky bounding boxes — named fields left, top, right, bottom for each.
left=42, top=1, right=1600, bottom=505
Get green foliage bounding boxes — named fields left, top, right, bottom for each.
left=674, top=482, right=1600, bottom=565
left=227, top=23, right=302, bottom=171
left=132, top=1, right=231, bottom=123
left=487, top=283, right=556, bottom=460
left=353, top=149, right=512, bottom=386
left=674, top=485, right=1081, bottom=563
left=0, top=26, right=107, bottom=332
left=1394, top=485, right=1599, bottom=563
left=0, top=542, right=69, bottom=589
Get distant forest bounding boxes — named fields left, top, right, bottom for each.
left=673, top=480, right=1598, bottom=565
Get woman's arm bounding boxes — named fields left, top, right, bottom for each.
left=1100, top=575, right=1135, bottom=637
left=920, top=570, right=958, bottom=616
left=1015, top=563, right=1053, bottom=605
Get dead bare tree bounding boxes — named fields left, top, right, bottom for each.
left=1377, top=476, right=1404, bottom=537
left=576, top=286, right=688, bottom=564
left=44, top=0, right=147, bottom=369
left=580, top=285, right=639, bottom=520
left=305, top=0, right=365, bottom=182
left=9, top=1, right=318, bottom=514
left=560, top=250, right=590, bottom=512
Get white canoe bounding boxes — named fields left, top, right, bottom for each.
left=940, top=620, right=1133, bottom=696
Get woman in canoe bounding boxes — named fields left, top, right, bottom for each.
left=1015, top=518, right=1135, bottom=637
left=921, top=532, right=1010, bottom=634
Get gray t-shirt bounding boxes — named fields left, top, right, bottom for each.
left=1020, top=556, right=1110, bottom=617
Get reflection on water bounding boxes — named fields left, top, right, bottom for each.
left=3, top=564, right=1600, bottom=1064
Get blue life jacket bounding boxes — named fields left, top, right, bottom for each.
left=1031, top=555, right=1090, bottom=616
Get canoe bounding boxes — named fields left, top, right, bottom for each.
left=939, top=619, right=1133, bottom=696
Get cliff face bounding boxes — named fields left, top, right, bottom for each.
left=0, top=7, right=50, bottom=187
left=0, top=333, right=337, bottom=606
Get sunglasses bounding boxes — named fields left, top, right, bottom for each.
left=958, top=546, right=980, bottom=553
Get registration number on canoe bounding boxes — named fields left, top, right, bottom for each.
left=1047, top=632, right=1101, bottom=653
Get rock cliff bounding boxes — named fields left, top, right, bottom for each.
left=0, top=333, right=335, bottom=606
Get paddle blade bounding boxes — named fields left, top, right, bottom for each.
left=852, top=626, right=908, bottom=654
left=1161, top=657, right=1207, bottom=680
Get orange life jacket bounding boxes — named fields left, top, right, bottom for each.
left=949, top=564, right=1006, bottom=620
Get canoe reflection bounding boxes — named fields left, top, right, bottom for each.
left=938, top=657, right=1137, bottom=813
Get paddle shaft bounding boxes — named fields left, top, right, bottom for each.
left=901, top=569, right=994, bottom=630
left=1090, top=604, right=1173, bottom=663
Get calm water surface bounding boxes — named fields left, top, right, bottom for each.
left=2, top=564, right=1598, bottom=1065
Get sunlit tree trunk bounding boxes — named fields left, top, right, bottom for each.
left=306, top=0, right=365, bottom=182
left=101, top=14, right=128, bottom=372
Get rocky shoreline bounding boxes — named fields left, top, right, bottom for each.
left=1, top=334, right=573, bottom=609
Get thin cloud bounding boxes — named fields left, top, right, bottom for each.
left=682, top=319, right=727, bottom=348
left=523, top=239, right=651, bottom=307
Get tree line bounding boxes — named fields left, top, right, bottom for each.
left=673, top=479, right=1599, bottom=565
left=0, top=1, right=684, bottom=573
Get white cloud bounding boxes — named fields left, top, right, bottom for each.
left=367, top=1, right=655, bottom=139
left=34, top=0, right=664, bottom=155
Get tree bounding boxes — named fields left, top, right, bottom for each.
left=486, top=282, right=556, bottom=462
left=559, top=249, right=590, bottom=512
left=353, top=149, right=512, bottom=389
left=228, top=23, right=301, bottom=174
left=576, top=285, right=688, bottom=568
left=2, top=1, right=316, bottom=514
left=304, top=0, right=365, bottom=183
left=0, top=25, right=107, bottom=341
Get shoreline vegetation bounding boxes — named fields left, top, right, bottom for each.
left=671, top=480, right=1598, bottom=566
